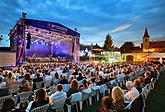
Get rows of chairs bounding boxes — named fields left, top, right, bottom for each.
left=0, top=67, right=162, bottom=112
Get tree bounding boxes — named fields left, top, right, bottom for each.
left=0, top=35, right=3, bottom=42
left=103, top=33, right=113, bottom=51
left=120, top=42, right=134, bottom=53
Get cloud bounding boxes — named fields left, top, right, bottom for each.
left=111, top=24, right=132, bottom=33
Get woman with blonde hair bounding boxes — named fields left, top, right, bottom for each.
left=111, top=86, right=125, bottom=112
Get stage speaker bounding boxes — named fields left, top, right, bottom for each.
left=26, top=32, right=31, bottom=49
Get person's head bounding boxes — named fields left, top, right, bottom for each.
left=101, top=96, right=112, bottom=111
left=69, top=75, right=74, bottom=81
left=126, top=81, right=134, bottom=90
left=56, top=84, right=63, bottom=91
left=78, top=72, right=82, bottom=77
left=144, top=71, right=151, bottom=77
left=36, top=73, right=40, bottom=78
left=112, top=86, right=124, bottom=103
left=137, top=76, right=144, bottom=84
left=62, top=74, right=67, bottom=80
left=54, top=72, right=59, bottom=79
left=90, top=77, right=95, bottom=84
left=47, top=72, right=51, bottom=76
left=7, top=72, right=12, bottom=78
left=134, top=79, right=141, bottom=88
left=2, top=98, right=15, bottom=112
left=104, top=74, right=108, bottom=79
left=35, top=88, right=46, bottom=102
left=0, top=77, right=2, bottom=83
left=24, top=73, right=30, bottom=80
left=82, top=78, right=88, bottom=88
left=70, top=79, right=78, bottom=89
left=98, top=75, right=103, bottom=81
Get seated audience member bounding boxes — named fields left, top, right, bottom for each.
left=67, top=79, right=79, bottom=97
left=26, top=88, right=49, bottom=112
left=111, top=86, right=125, bottom=112
left=0, top=77, right=6, bottom=88
left=33, top=73, right=43, bottom=83
left=77, top=73, right=84, bottom=81
left=134, top=79, right=142, bottom=93
left=20, top=79, right=32, bottom=92
left=6, top=72, right=16, bottom=85
left=59, top=74, right=68, bottom=84
left=96, top=75, right=104, bottom=86
left=2, top=98, right=20, bottom=112
left=52, top=72, right=60, bottom=85
left=0, top=87, right=10, bottom=97
left=68, top=75, right=74, bottom=84
left=45, top=72, right=53, bottom=82
left=33, top=73, right=44, bottom=89
left=97, top=96, right=113, bottom=112
left=79, top=78, right=88, bottom=91
left=144, top=71, right=152, bottom=85
left=88, top=77, right=96, bottom=88
left=124, top=81, right=139, bottom=102
left=137, top=76, right=145, bottom=88
left=103, top=74, right=109, bottom=83
left=49, top=84, right=67, bottom=105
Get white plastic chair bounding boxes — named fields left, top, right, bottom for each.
left=82, top=88, right=92, bottom=107
left=50, top=93, right=67, bottom=111
left=91, top=85, right=100, bottom=101
left=17, top=91, right=32, bottom=107
left=34, top=81, right=43, bottom=90
left=65, top=92, right=82, bottom=112
left=31, top=104, right=49, bottom=112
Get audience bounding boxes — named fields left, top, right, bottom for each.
left=52, top=72, right=60, bottom=85
left=59, top=74, right=68, bottom=84
left=134, top=79, right=142, bottom=93
left=68, top=75, right=74, bottom=84
left=79, top=78, right=88, bottom=91
left=49, top=84, right=67, bottom=105
left=97, top=96, right=113, bottom=112
left=67, top=79, right=79, bottom=97
left=26, top=88, right=49, bottom=111
left=0, top=62, right=161, bottom=112
left=96, top=75, right=104, bottom=86
left=144, top=71, right=152, bottom=85
left=89, top=77, right=96, bottom=88
left=2, top=98, right=20, bottom=112
left=0, top=77, right=6, bottom=88
left=111, top=86, right=125, bottom=112
left=124, top=81, right=139, bottom=102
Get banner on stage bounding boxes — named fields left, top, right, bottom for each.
left=0, top=52, right=16, bottom=67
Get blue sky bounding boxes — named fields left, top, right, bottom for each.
left=0, top=0, right=165, bottom=47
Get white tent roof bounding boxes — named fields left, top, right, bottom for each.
left=147, top=53, right=165, bottom=58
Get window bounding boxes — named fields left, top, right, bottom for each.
left=145, top=38, right=147, bottom=42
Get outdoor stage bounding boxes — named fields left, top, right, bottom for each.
left=9, top=17, right=80, bottom=65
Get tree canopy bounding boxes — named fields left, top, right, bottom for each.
left=103, top=33, right=113, bottom=51
left=120, top=41, right=134, bottom=53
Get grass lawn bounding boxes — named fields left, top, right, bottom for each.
left=145, top=69, right=165, bottom=112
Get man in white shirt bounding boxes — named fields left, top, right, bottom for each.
left=49, top=84, right=67, bottom=106
left=124, top=81, right=139, bottom=102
